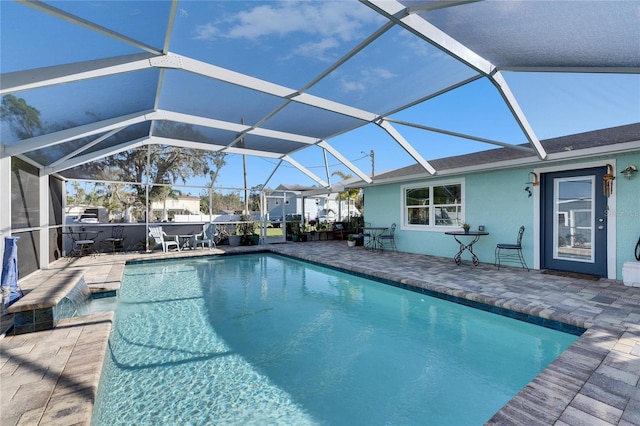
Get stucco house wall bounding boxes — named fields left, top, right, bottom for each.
left=363, top=151, right=640, bottom=280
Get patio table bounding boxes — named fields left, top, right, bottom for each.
left=363, top=226, right=388, bottom=251
left=444, top=231, right=489, bottom=266
left=63, top=230, right=102, bottom=257
left=177, top=234, right=194, bottom=250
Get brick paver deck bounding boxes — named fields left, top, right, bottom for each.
left=1, top=241, right=639, bottom=425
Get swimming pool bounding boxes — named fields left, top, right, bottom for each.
left=92, top=253, right=579, bottom=425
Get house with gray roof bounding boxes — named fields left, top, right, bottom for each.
left=354, top=124, right=640, bottom=281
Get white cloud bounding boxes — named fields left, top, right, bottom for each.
left=193, top=1, right=384, bottom=58
left=341, top=78, right=366, bottom=93
left=364, top=67, right=397, bottom=80
left=193, top=23, right=219, bottom=41
left=336, top=66, right=396, bottom=95
left=291, top=37, right=341, bottom=62
left=224, top=2, right=379, bottom=41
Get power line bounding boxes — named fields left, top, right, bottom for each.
left=258, top=153, right=372, bottom=169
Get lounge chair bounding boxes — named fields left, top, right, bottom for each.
left=193, top=223, right=218, bottom=250
left=148, top=225, right=180, bottom=252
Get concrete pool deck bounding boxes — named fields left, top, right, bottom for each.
left=1, top=241, right=639, bottom=425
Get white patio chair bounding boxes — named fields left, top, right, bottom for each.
left=193, top=223, right=218, bottom=250
left=148, top=225, right=180, bottom=253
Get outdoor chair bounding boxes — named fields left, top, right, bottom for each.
left=100, top=225, right=125, bottom=254
left=148, top=225, right=180, bottom=253
left=193, top=223, right=219, bottom=250
left=67, top=227, right=96, bottom=257
left=361, top=221, right=372, bottom=247
left=378, top=223, right=397, bottom=251
left=333, top=223, right=347, bottom=240
left=494, top=226, right=529, bottom=271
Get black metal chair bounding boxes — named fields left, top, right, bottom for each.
left=494, top=226, right=529, bottom=271
left=362, top=222, right=372, bottom=247
left=378, top=223, right=397, bottom=251
left=100, top=225, right=125, bottom=254
left=67, top=227, right=96, bottom=257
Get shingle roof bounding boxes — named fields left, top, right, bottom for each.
left=373, top=123, right=640, bottom=182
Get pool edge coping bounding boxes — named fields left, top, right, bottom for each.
left=3, top=245, right=637, bottom=425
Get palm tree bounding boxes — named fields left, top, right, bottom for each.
left=331, top=171, right=362, bottom=218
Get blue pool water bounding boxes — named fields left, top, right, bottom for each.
left=92, top=254, right=578, bottom=425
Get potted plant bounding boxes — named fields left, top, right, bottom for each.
left=228, top=232, right=241, bottom=246
left=347, top=233, right=356, bottom=247
left=238, top=214, right=255, bottom=245
left=462, top=223, right=471, bottom=234
left=251, top=233, right=260, bottom=245
left=295, top=223, right=306, bottom=242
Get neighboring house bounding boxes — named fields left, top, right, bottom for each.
left=357, top=123, right=640, bottom=281
left=65, top=206, right=108, bottom=224
left=150, top=194, right=201, bottom=221
left=268, top=184, right=359, bottom=223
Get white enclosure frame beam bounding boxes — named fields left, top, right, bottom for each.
left=48, top=127, right=127, bottom=169
left=317, top=141, right=372, bottom=184
left=4, top=110, right=154, bottom=156
left=20, top=1, right=163, bottom=55
left=171, top=54, right=377, bottom=122
left=46, top=137, right=149, bottom=174
left=376, top=119, right=437, bottom=175
left=491, top=71, right=547, bottom=159
left=362, top=0, right=547, bottom=160
left=38, top=169, right=49, bottom=269
left=147, top=137, right=333, bottom=189
left=384, top=118, right=535, bottom=152
left=261, top=160, right=284, bottom=190
left=282, top=156, right=329, bottom=188
left=0, top=155, right=11, bottom=239
left=154, top=110, right=320, bottom=145
left=0, top=53, right=156, bottom=95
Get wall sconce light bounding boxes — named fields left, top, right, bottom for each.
left=621, top=164, right=638, bottom=179
left=275, top=200, right=279, bottom=206
left=524, top=172, right=538, bottom=198
left=603, top=164, right=615, bottom=197
left=525, top=172, right=539, bottom=186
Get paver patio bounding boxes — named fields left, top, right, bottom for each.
left=1, top=241, right=639, bottom=425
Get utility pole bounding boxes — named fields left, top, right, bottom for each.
left=362, top=149, right=375, bottom=178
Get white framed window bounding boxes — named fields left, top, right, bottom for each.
left=402, top=180, right=464, bottom=231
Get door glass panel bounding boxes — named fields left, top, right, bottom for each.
left=553, top=177, right=595, bottom=262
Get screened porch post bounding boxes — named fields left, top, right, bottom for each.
left=0, top=156, right=11, bottom=251
left=260, top=190, right=266, bottom=242
left=38, top=170, right=49, bottom=269
left=145, top=145, right=151, bottom=252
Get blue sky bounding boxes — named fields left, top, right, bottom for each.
left=2, top=1, right=638, bottom=194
